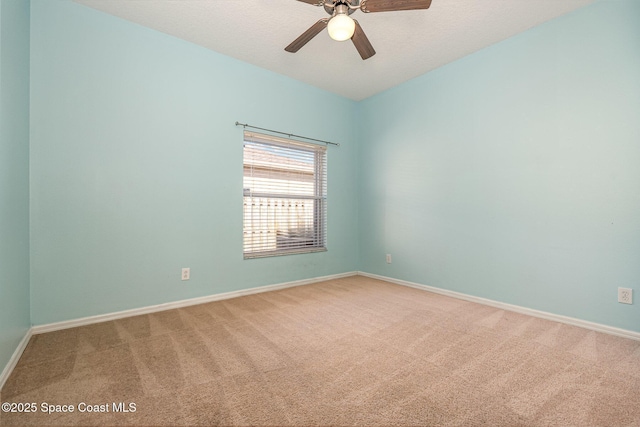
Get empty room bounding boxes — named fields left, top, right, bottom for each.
left=1, top=0, right=639, bottom=425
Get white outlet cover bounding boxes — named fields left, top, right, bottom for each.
left=618, top=287, right=632, bottom=304
left=182, top=268, right=190, bottom=281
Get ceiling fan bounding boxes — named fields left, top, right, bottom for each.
left=285, top=0, right=433, bottom=60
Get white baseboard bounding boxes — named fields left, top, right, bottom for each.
left=0, top=328, right=32, bottom=391
left=358, top=271, right=640, bottom=342
left=31, top=271, right=358, bottom=335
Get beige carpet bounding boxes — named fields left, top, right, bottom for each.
left=1, top=276, right=639, bottom=426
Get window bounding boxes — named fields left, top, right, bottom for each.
left=243, top=131, right=327, bottom=258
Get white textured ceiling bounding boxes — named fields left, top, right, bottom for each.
left=74, top=0, right=596, bottom=101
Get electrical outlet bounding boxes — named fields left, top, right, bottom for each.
left=618, top=287, right=632, bottom=304
left=182, top=268, right=190, bottom=281
left=386, top=254, right=392, bottom=264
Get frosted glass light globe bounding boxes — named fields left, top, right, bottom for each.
left=327, top=14, right=355, bottom=41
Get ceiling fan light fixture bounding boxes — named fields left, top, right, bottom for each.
left=288, top=0, right=434, bottom=59
left=327, top=13, right=355, bottom=41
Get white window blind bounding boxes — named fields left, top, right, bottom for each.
left=243, top=131, right=327, bottom=258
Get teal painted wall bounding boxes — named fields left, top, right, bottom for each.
left=29, top=0, right=359, bottom=325
left=0, top=0, right=31, bottom=370
left=358, top=0, right=640, bottom=331
left=20, top=0, right=640, bottom=334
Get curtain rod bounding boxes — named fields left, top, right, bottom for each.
left=235, top=122, right=340, bottom=147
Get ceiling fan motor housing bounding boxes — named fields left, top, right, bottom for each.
left=324, top=0, right=359, bottom=16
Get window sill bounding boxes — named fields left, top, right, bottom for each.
left=243, top=247, right=327, bottom=260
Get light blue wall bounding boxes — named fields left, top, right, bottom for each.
left=29, top=0, right=359, bottom=325
left=0, top=0, right=31, bottom=370
left=24, top=0, right=640, bottom=333
left=358, top=0, right=640, bottom=331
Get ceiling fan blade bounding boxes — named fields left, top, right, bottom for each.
left=351, top=20, right=376, bottom=60
left=361, top=0, right=432, bottom=13
left=296, top=0, right=322, bottom=4
left=285, top=19, right=329, bottom=53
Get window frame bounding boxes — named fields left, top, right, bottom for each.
left=242, top=131, right=327, bottom=259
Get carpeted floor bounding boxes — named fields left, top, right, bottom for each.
left=1, top=275, right=639, bottom=426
